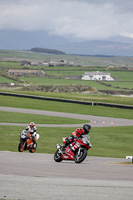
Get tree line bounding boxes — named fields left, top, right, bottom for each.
left=30, top=47, right=66, bottom=55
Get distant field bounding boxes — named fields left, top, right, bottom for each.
left=0, top=60, right=133, bottom=81
left=0, top=75, right=17, bottom=83
left=44, top=70, right=133, bottom=82
left=109, top=81, right=133, bottom=89
left=0, top=50, right=133, bottom=99
left=0, top=61, right=18, bottom=68
left=110, top=71, right=133, bottom=81
left=20, top=77, right=133, bottom=92
left=1, top=49, right=133, bottom=67
left=0, top=67, right=133, bottom=91
left=22, top=77, right=112, bottom=89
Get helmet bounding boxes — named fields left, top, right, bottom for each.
left=83, top=124, right=91, bottom=134
left=30, top=122, right=35, bottom=128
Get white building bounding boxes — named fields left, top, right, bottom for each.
left=82, top=71, right=114, bottom=81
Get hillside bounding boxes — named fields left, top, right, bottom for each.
left=1, top=29, right=133, bottom=56
left=59, top=40, right=133, bottom=56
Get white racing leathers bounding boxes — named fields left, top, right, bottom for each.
left=26, top=126, right=37, bottom=140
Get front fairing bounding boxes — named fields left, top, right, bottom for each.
left=61, top=146, right=75, bottom=160
left=74, top=135, right=90, bottom=149
left=20, top=130, right=30, bottom=140
left=20, top=131, right=33, bottom=149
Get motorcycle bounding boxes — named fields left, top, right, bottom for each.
left=18, top=130, right=40, bottom=153
left=54, top=134, right=91, bottom=163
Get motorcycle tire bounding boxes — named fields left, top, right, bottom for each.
left=54, top=149, right=63, bottom=162
left=29, top=142, right=37, bottom=153
left=18, top=142, right=25, bottom=152
left=74, top=148, right=87, bottom=163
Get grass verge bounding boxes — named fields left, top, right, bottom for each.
left=0, top=111, right=87, bottom=124
left=0, top=95, right=133, bottom=119
left=1, top=89, right=133, bottom=106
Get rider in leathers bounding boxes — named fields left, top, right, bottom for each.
left=26, top=122, right=37, bottom=148
left=62, top=124, right=92, bottom=151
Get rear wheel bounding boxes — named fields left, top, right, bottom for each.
left=54, top=149, right=62, bottom=162
left=18, top=142, right=25, bottom=152
left=74, top=148, right=87, bottom=163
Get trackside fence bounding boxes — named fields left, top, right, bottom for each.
left=0, top=92, right=133, bottom=109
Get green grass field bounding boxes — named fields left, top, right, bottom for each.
left=0, top=53, right=133, bottom=97
left=0, top=95, right=133, bottom=119
left=0, top=125, right=132, bottom=158
left=1, top=89, right=133, bottom=106
left=0, top=95, right=133, bottom=158
left=0, top=76, right=18, bottom=83
left=108, top=81, right=133, bottom=89
left=1, top=75, right=133, bottom=93
left=0, top=111, right=86, bottom=124
left=1, top=66, right=133, bottom=94
left=21, top=77, right=133, bottom=90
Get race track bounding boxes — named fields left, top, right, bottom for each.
left=0, top=106, right=133, bottom=200
left=0, top=106, right=133, bottom=127
left=0, top=151, right=133, bottom=200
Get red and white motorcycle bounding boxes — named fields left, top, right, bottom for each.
left=54, top=135, right=91, bottom=163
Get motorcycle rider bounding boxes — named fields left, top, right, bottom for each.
left=62, top=124, right=92, bottom=152
left=26, top=122, right=37, bottom=148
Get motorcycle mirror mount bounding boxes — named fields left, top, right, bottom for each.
left=56, top=144, right=60, bottom=149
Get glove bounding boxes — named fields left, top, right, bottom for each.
left=73, top=136, right=78, bottom=139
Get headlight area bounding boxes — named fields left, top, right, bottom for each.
left=82, top=138, right=89, bottom=144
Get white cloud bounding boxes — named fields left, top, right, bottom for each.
left=1, top=0, right=133, bottom=41
left=119, top=32, right=133, bottom=39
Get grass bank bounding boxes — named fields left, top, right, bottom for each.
left=0, top=95, right=133, bottom=119
left=1, top=89, right=133, bottom=106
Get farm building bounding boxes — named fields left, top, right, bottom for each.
left=8, top=69, right=45, bottom=77
left=49, top=59, right=73, bottom=66
left=82, top=71, right=114, bottom=81
left=19, top=59, right=73, bottom=67
left=19, top=60, right=31, bottom=66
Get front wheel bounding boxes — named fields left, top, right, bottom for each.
left=74, top=148, right=87, bottom=163
left=54, top=149, right=62, bottom=162
left=18, top=142, right=25, bottom=152
left=29, top=142, right=37, bottom=153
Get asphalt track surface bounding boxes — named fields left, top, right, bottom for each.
left=0, top=152, right=133, bottom=200
left=0, top=106, right=133, bottom=200
left=0, top=106, right=133, bottom=127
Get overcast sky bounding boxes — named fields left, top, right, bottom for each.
left=1, top=0, right=133, bottom=41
